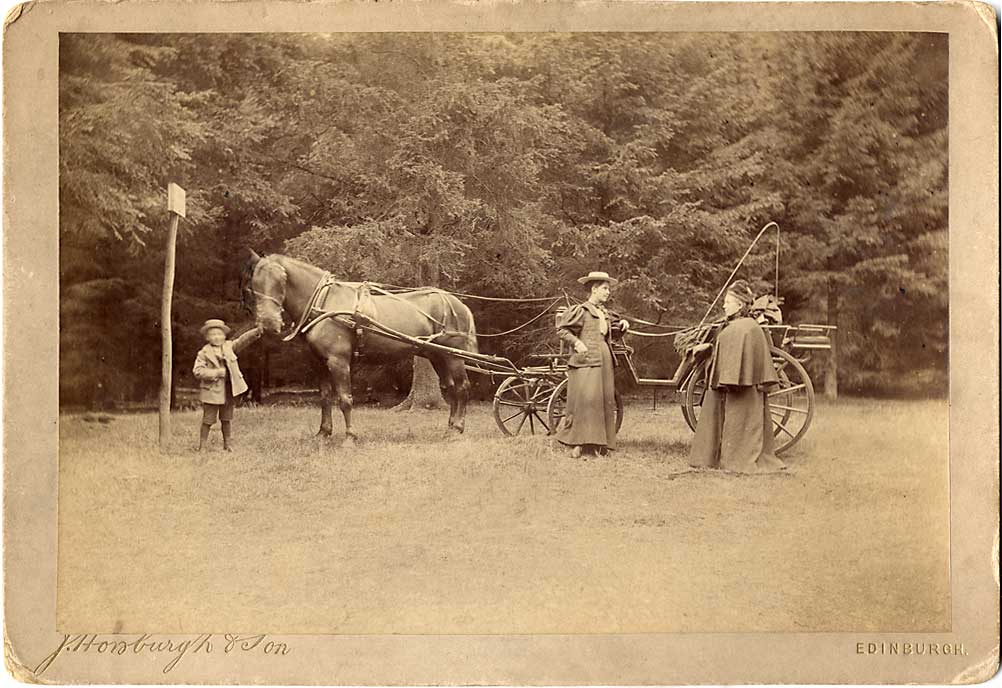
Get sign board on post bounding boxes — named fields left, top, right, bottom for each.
left=159, top=183, right=186, bottom=451
left=167, top=182, right=187, bottom=218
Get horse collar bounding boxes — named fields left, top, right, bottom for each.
left=282, top=271, right=337, bottom=341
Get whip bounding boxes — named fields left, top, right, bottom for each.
left=696, top=221, right=779, bottom=328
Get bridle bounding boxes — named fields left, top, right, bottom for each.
left=244, top=257, right=290, bottom=334
left=251, top=289, right=285, bottom=308
left=247, top=256, right=344, bottom=342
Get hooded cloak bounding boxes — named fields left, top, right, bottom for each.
left=708, top=317, right=779, bottom=389
left=689, top=316, right=785, bottom=473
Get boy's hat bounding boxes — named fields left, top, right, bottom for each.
left=200, top=319, right=231, bottom=336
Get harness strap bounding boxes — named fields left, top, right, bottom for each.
left=275, top=269, right=457, bottom=344
left=352, top=284, right=367, bottom=357
left=437, top=289, right=459, bottom=331
left=417, top=331, right=446, bottom=343
left=365, top=283, right=449, bottom=330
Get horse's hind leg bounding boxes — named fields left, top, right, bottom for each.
left=428, top=355, right=459, bottom=431
left=446, top=357, right=471, bottom=433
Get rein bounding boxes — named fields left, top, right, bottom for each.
left=365, top=283, right=452, bottom=329
left=251, top=255, right=735, bottom=345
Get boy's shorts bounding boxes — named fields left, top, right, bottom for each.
left=202, top=400, right=234, bottom=424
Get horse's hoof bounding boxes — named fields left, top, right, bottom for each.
left=317, top=430, right=333, bottom=438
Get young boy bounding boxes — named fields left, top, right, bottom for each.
left=192, top=319, right=262, bottom=451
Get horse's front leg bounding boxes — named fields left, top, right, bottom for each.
left=317, top=374, right=334, bottom=437
left=328, top=356, right=357, bottom=446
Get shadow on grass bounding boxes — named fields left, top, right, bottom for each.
left=623, top=437, right=691, bottom=455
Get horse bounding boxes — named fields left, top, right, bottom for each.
left=241, top=250, right=478, bottom=444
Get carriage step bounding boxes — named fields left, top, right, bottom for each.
left=789, top=336, right=832, bottom=349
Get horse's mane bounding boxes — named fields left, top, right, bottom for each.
left=238, top=251, right=261, bottom=313
left=264, top=253, right=327, bottom=277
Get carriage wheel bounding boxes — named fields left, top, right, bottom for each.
left=767, top=348, right=815, bottom=452
left=545, top=378, right=625, bottom=437
left=493, top=376, right=559, bottom=436
left=683, top=347, right=815, bottom=455
left=680, top=363, right=704, bottom=432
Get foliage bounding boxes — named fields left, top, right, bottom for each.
left=59, top=32, right=948, bottom=405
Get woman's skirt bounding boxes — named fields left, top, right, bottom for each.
left=555, top=342, right=617, bottom=449
left=688, top=385, right=785, bottom=473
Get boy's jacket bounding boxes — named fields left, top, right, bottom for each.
left=192, top=328, right=261, bottom=404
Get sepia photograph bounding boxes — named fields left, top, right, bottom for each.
left=3, top=2, right=998, bottom=684
left=56, top=29, right=952, bottom=635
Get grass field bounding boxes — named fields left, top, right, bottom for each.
left=57, top=397, right=950, bottom=634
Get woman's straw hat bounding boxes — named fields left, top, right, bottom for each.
left=199, top=318, right=232, bottom=336
left=577, top=271, right=618, bottom=287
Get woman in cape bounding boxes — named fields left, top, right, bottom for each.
left=688, top=279, right=786, bottom=473
left=554, top=271, right=630, bottom=458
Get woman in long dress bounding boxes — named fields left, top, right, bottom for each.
left=688, top=280, right=786, bottom=473
left=554, top=271, right=629, bottom=458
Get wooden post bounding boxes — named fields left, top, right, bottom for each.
left=159, top=183, right=186, bottom=451
left=824, top=331, right=839, bottom=401
left=824, top=278, right=839, bottom=401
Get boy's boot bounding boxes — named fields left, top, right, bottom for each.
left=221, top=421, right=233, bottom=452
left=197, top=423, right=211, bottom=451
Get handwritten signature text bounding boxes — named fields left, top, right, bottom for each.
left=34, top=633, right=289, bottom=676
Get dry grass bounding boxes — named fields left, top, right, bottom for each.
left=57, top=397, right=950, bottom=634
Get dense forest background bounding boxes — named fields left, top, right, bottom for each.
left=59, top=32, right=948, bottom=407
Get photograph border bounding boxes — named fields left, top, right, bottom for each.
left=3, top=1, right=999, bottom=683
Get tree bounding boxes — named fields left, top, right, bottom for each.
left=59, top=32, right=949, bottom=407
left=765, top=33, right=948, bottom=394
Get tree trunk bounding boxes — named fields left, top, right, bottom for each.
left=824, top=279, right=839, bottom=401
left=392, top=357, right=444, bottom=411
left=393, top=231, right=445, bottom=411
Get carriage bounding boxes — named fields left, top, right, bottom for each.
left=482, top=313, right=835, bottom=455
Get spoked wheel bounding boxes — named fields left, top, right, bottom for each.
left=683, top=365, right=708, bottom=433
left=680, top=361, right=705, bottom=432
left=767, top=348, right=815, bottom=452
left=683, top=347, right=815, bottom=454
left=493, top=375, right=560, bottom=436
left=545, top=377, right=625, bottom=436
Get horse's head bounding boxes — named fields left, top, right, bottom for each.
left=245, top=251, right=288, bottom=335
